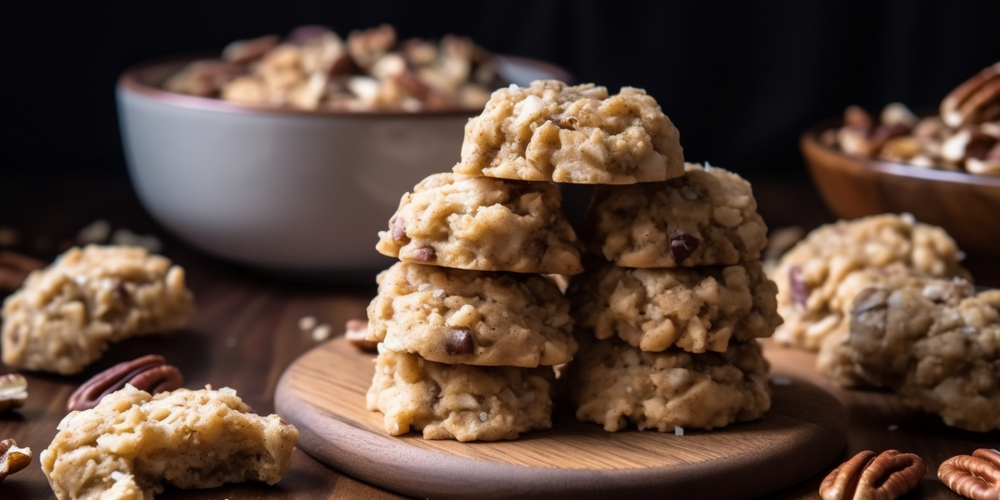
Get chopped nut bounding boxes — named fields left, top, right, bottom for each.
left=844, top=105, right=874, bottom=132
left=941, top=62, right=1000, bottom=128
left=67, top=355, right=183, bottom=411
left=820, top=449, right=925, bottom=500
left=938, top=448, right=1000, bottom=500
left=881, top=102, right=918, bottom=128
left=0, top=374, right=28, bottom=413
left=390, top=217, right=407, bottom=241
left=345, top=319, right=376, bottom=352
left=411, top=246, right=436, bottom=263
left=789, top=264, right=809, bottom=310
left=222, top=34, right=280, bottom=64
left=445, top=328, right=475, bottom=355
left=77, top=219, right=112, bottom=245
left=347, top=24, right=396, bottom=71
left=668, top=231, right=700, bottom=263
left=0, top=439, right=32, bottom=482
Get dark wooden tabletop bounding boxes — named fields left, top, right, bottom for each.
left=0, top=175, right=996, bottom=499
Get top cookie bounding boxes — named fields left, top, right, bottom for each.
left=586, top=163, right=768, bottom=268
left=771, top=214, right=969, bottom=351
left=376, top=173, right=583, bottom=274
left=454, top=80, right=684, bottom=184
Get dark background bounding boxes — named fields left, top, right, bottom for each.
left=3, top=0, right=998, bottom=182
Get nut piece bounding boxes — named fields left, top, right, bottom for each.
left=67, top=355, right=183, bottom=411
left=0, top=251, right=45, bottom=292
left=0, top=374, right=27, bottom=413
left=0, top=439, right=32, bottom=482
left=938, top=448, right=1000, bottom=500
left=819, top=449, right=926, bottom=500
left=941, top=62, right=1000, bottom=128
left=345, top=319, right=376, bottom=352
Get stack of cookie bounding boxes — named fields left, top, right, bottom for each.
left=566, top=163, right=783, bottom=432
left=364, top=80, right=686, bottom=441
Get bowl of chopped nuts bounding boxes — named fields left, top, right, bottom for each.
left=801, top=62, right=1000, bottom=255
left=117, top=25, right=570, bottom=277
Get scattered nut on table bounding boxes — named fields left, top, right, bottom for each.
left=0, top=374, right=28, bottom=413
left=819, top=449, right=926, bottom=500
left=938, top=448, right=1000, bottom=500
left=67, top=354, right=183, bottom=411
left=345, top=319, right=377, bottom=352
left=0, top=438, right=32, bottom=482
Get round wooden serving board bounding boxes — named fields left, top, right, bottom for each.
left=275, top=337, right=847, bottom=500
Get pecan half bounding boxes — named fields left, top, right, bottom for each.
left=941, top=62, right=1000, bottom=128
left=345, top=319, right=377, bottom=352
left=819, top=449, right=926, bottom=500
left=0, top=439, right=31, bottom=482
left=0, top=374, right=28, bottom=413
left=67, top=355, right=183, bottom=411
left=938, top=448, right=1000, bottom=500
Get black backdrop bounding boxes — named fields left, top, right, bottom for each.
left=3, top=0, right=998, bottom=181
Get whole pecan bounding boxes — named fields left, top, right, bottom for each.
left=938, top=448, right=1000, bottom=500
left=820, top=449, right=926, bottom=500
left=67, top=355, right=183, bottom=411
left=0, top=374, right=28, bottom=413
left=0, top=439, right=32, bottom=482
left=941, top=62, right=1000, bottom=128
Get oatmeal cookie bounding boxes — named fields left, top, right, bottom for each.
left=2, top=246, right=194, bottom=374
left=41, top=385, right=298, bottom=500
left=772, top=214, right=969, bottom=351
left=366, top=262, right=575, bottom=366
left=376, top=173, right=582, bottom=274
left=367, top=345, right=555, bottom=441
left=847, top=279, right=1000, bottom=432
left=569, top=261, right=781, bottom=353
left=567, top=336, right=771, bottom=432
left=586, top=163, right=768, bottom=267
left=454, top=80, right=684, bottom=184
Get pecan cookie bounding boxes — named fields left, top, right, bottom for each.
left=41, top=385, right=298, bottom=499
left=586, top=163, right=768, bottom=268
left=567, top=336, right=771, bottom=432
left=366, top=262, right=575, bottom=367
left=454, top=80, right=684, bottom=184
left=376, top=173, right=582, bottom=274
left=2, top=245, right=194, bottom=374
left=367, top=345, right=555, bottom=441
left=771, top=214, right=969, bottom=351
left=569, top=261, right=781, bottom=353
left=848, top=279, right=1000, bottom=432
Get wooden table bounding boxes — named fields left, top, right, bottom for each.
left=1, top=176, right=996, bottom=499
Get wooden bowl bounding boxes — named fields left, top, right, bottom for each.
left=801, top=120, right=1000, bottom=255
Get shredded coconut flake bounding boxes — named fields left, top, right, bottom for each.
left=479, top=412, right=488, bottom=422
left=219, top=387, right=237, bottom=396
left=674, top=426, right=684, bottom=436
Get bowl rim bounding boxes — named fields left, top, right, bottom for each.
left=801, top=118, right=1000, bottom=188
left=117, top=53, right=572, bottom=118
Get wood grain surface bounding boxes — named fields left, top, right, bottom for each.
left=1, top=177, right=998, bottom=499
left=276, top=337, right=847, bottom=500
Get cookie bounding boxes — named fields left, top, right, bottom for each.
left=366, top=345, right=555, bottom=441
left=41, top=385, right=298, bottom=499
left=366, top=262, right=576, bottom=366
left=2, top=245, right=194, bottom=374
left=569, top=261, right=781, bottom=353
left=586, top=163, right=768, bottom=268
left=454, top=80, right=684, bottom=184
left=376, top=173, right=583, bottom=275
left=567, top=336, right=771, bottom=432
left=847, top=279, right=1000, bottom=432
left=771, top=214, right=969, bottom=351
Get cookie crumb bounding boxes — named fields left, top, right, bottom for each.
left=674, top=426, right=684, bottom=436
left=312, top=324, right=332, bottom=342
left=298, top=316, right=317, bottom=331
left=77, top=219, right=111, bottom=245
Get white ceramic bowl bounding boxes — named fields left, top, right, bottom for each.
left=117, top=55, right=569, bottom=279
